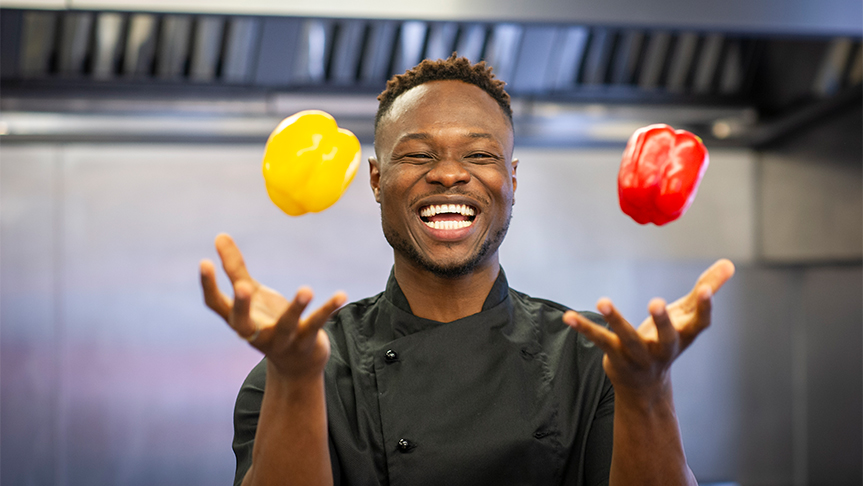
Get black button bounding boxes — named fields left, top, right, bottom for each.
left=397, top=438, right=414, bottom=452
left=384, top=349, right=399, bottom=363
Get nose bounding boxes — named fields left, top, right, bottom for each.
left=425, top=157, right=470, bottom=188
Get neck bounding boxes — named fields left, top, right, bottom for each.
left=393, top=254, right=500, bottom=323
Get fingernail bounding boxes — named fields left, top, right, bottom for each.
left=598, top=303, right=611, bottom=315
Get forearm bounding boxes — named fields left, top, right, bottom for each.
left=609, top=377, right=696, bottom=486
left=242, top=361, right=333, bottom=486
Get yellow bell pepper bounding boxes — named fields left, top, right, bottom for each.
left=262, top=110, right=361, bottom=216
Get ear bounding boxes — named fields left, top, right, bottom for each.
left=510, top=158, right=519, bottom=194
left=369, top=156, right=381, bottom=203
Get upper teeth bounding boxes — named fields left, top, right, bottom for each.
left=420, top=204, right=476, bottom=218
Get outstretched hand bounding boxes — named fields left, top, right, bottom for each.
left=563, top=259, right=735, bottom=397
left=199, top=233, right=346, bottom=380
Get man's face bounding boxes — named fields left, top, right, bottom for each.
left=370, top=80, right=518, bottom=278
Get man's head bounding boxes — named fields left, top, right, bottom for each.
left=370, top=56, right=518, bottom=279
left=374, top=54, right=513, bottom=140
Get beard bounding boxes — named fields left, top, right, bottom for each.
left=381, top=212, right=511, bottom=279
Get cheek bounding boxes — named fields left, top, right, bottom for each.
left=477, top=169, right=514, bottom=201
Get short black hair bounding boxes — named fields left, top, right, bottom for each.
left=375, top=54, right=513, bottom=134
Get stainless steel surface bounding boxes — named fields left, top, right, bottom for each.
left=58, top=12, right=93, bottom=76
left=189, top=16, right=225, bottom=82
left=92, top=12, right=125, bottom=79
left=156, top=15, right=193, bottom=80
left=2, top=143, right=859, bottom=484
left=4, top=0, right=861, bottom=35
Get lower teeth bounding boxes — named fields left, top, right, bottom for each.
left=424, top=220, right=472, bottom=230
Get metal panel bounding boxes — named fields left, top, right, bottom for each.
left=582, top=28, right=615, bottom=85
left=58, top=12, right=93, bottom=77
left=20, top=10, right=57, bottom=78
left=813, top=37, right=854, bottom=96
left=849, top=42, right=863, bottom=85
left=0, top=9, right=23, bottom=80
left=484, top=23, right=521, bottom=83
left=0, top=145, right=61, bottom=486
left=638, top=31, right=671, bottom=89
left=802, top=268, right=863, bottom=485
left=189, top=16, right=224, bottom=82
left=719, top=39, right=745, bottom=95
left=425, top=22, right=458, bottom=61
left=359, top=20, right=398, bottom=85
left=329, top=19, right=365, bottom=85
left=253, top=17, right=301, bottom=86
left=454, top=23, right=486, bottom=63
left=510, top=26, right=558, bottom=93
left=611, top=30, right=645, bottom=85
left=391, top=21, right=428, bottom=76
left=156, top=15, right=192, bottom=80
left=548, top=26, right=589, bottom=90
left=294, top=19, right=334, bottom=84
left=123, top=13, right=158, bottom=77
left=666, top=32, right=698, bottom=93
left=694, top=34, right=725, bottom=94
left=92, top=12, right=126, bottom=79
left=221, top=17, right=259, bottom=84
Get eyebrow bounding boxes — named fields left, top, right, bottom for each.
left=398, top=133, right=431, bottom=142
left=396, top=132, right=495, bottom=143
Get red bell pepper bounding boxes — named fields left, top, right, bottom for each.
left=618, top=124, right=709, bottom=225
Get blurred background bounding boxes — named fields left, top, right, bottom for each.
left=1, top=0, right=861, bottom=485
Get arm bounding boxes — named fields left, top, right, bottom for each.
left=200, top=233, right=345, bottom=486
left=564, top=259, right=736, bottom=486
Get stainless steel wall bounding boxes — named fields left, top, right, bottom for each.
left=2, top=139, right=860, bottom=485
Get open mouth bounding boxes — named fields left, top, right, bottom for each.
left=419, top=204, right=477, bottom=230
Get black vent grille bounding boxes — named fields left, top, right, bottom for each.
left=4, top=8, right=859, bottom=104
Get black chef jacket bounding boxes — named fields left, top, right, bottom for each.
left=233, top=269, right=614, bottom=486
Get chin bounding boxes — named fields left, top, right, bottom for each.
left=383, top=218, right=510, bottom=280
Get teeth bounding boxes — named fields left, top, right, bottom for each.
left=423, top=220, right=473, bottom=230
left=419, top=204, right=476, bottom=218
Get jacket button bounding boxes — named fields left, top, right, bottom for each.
left=397, top=438, right=414, bottom=452
left=384, top=349, right=399, bottom=363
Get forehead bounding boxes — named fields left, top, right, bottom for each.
left=376, top=80, right=512, bottom=146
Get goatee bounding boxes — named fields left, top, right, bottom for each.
left=381, top=215, right=511, bottom=279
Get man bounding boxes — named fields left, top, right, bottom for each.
left=200, top=56, right=735, bottom=486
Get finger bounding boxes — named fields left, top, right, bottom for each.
left=680, top=285, right=713, bottom=348
left=214, top=233, right=253, bottom=284
left=596, top=298, right=647, bottom=354
left=297, top=291, right=348, bottom=339
left=200, top=259, right=232, bottom=320
left=230, top=280, right=258, bottom=339
left=693, top=258, right=736, bottom=296
left=275, top=287, right=315, bottom=333
left=563, top=311, right=619, bottom=356
left=648, top=298, right=677, bottom=344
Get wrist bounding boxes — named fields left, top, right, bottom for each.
left=613, top=372, right=675, bottom=413
left=265, top=360, right=326, bottom=397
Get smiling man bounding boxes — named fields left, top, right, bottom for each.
left=200, top=55, right=735, bottom=486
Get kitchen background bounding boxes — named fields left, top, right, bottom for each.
left=1, top=0, right=861, bottom=484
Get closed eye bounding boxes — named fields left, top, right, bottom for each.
left=395, top=152, right=434, bottom=164
left=465, top=152, right=500, bottom=163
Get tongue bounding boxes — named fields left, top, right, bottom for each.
left=428, top=213, right=468, bottom=223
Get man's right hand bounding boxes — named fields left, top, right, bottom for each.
left=199, top=233, right=347, bottom=380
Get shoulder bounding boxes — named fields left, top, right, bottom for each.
left=507, top=287, right=608, bottom=379
left=323, top=291, right=385, bottom=365
left=508, top=287, right=607, bottom=329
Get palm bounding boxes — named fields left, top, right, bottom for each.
left=566, top=259, right=735, bottom=392
left=247, top=284, right=290, bottom=330
left=200, top=234, right=346, bottom=380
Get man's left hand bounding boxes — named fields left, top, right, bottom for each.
left=563, top=259, right=735, bottom=398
